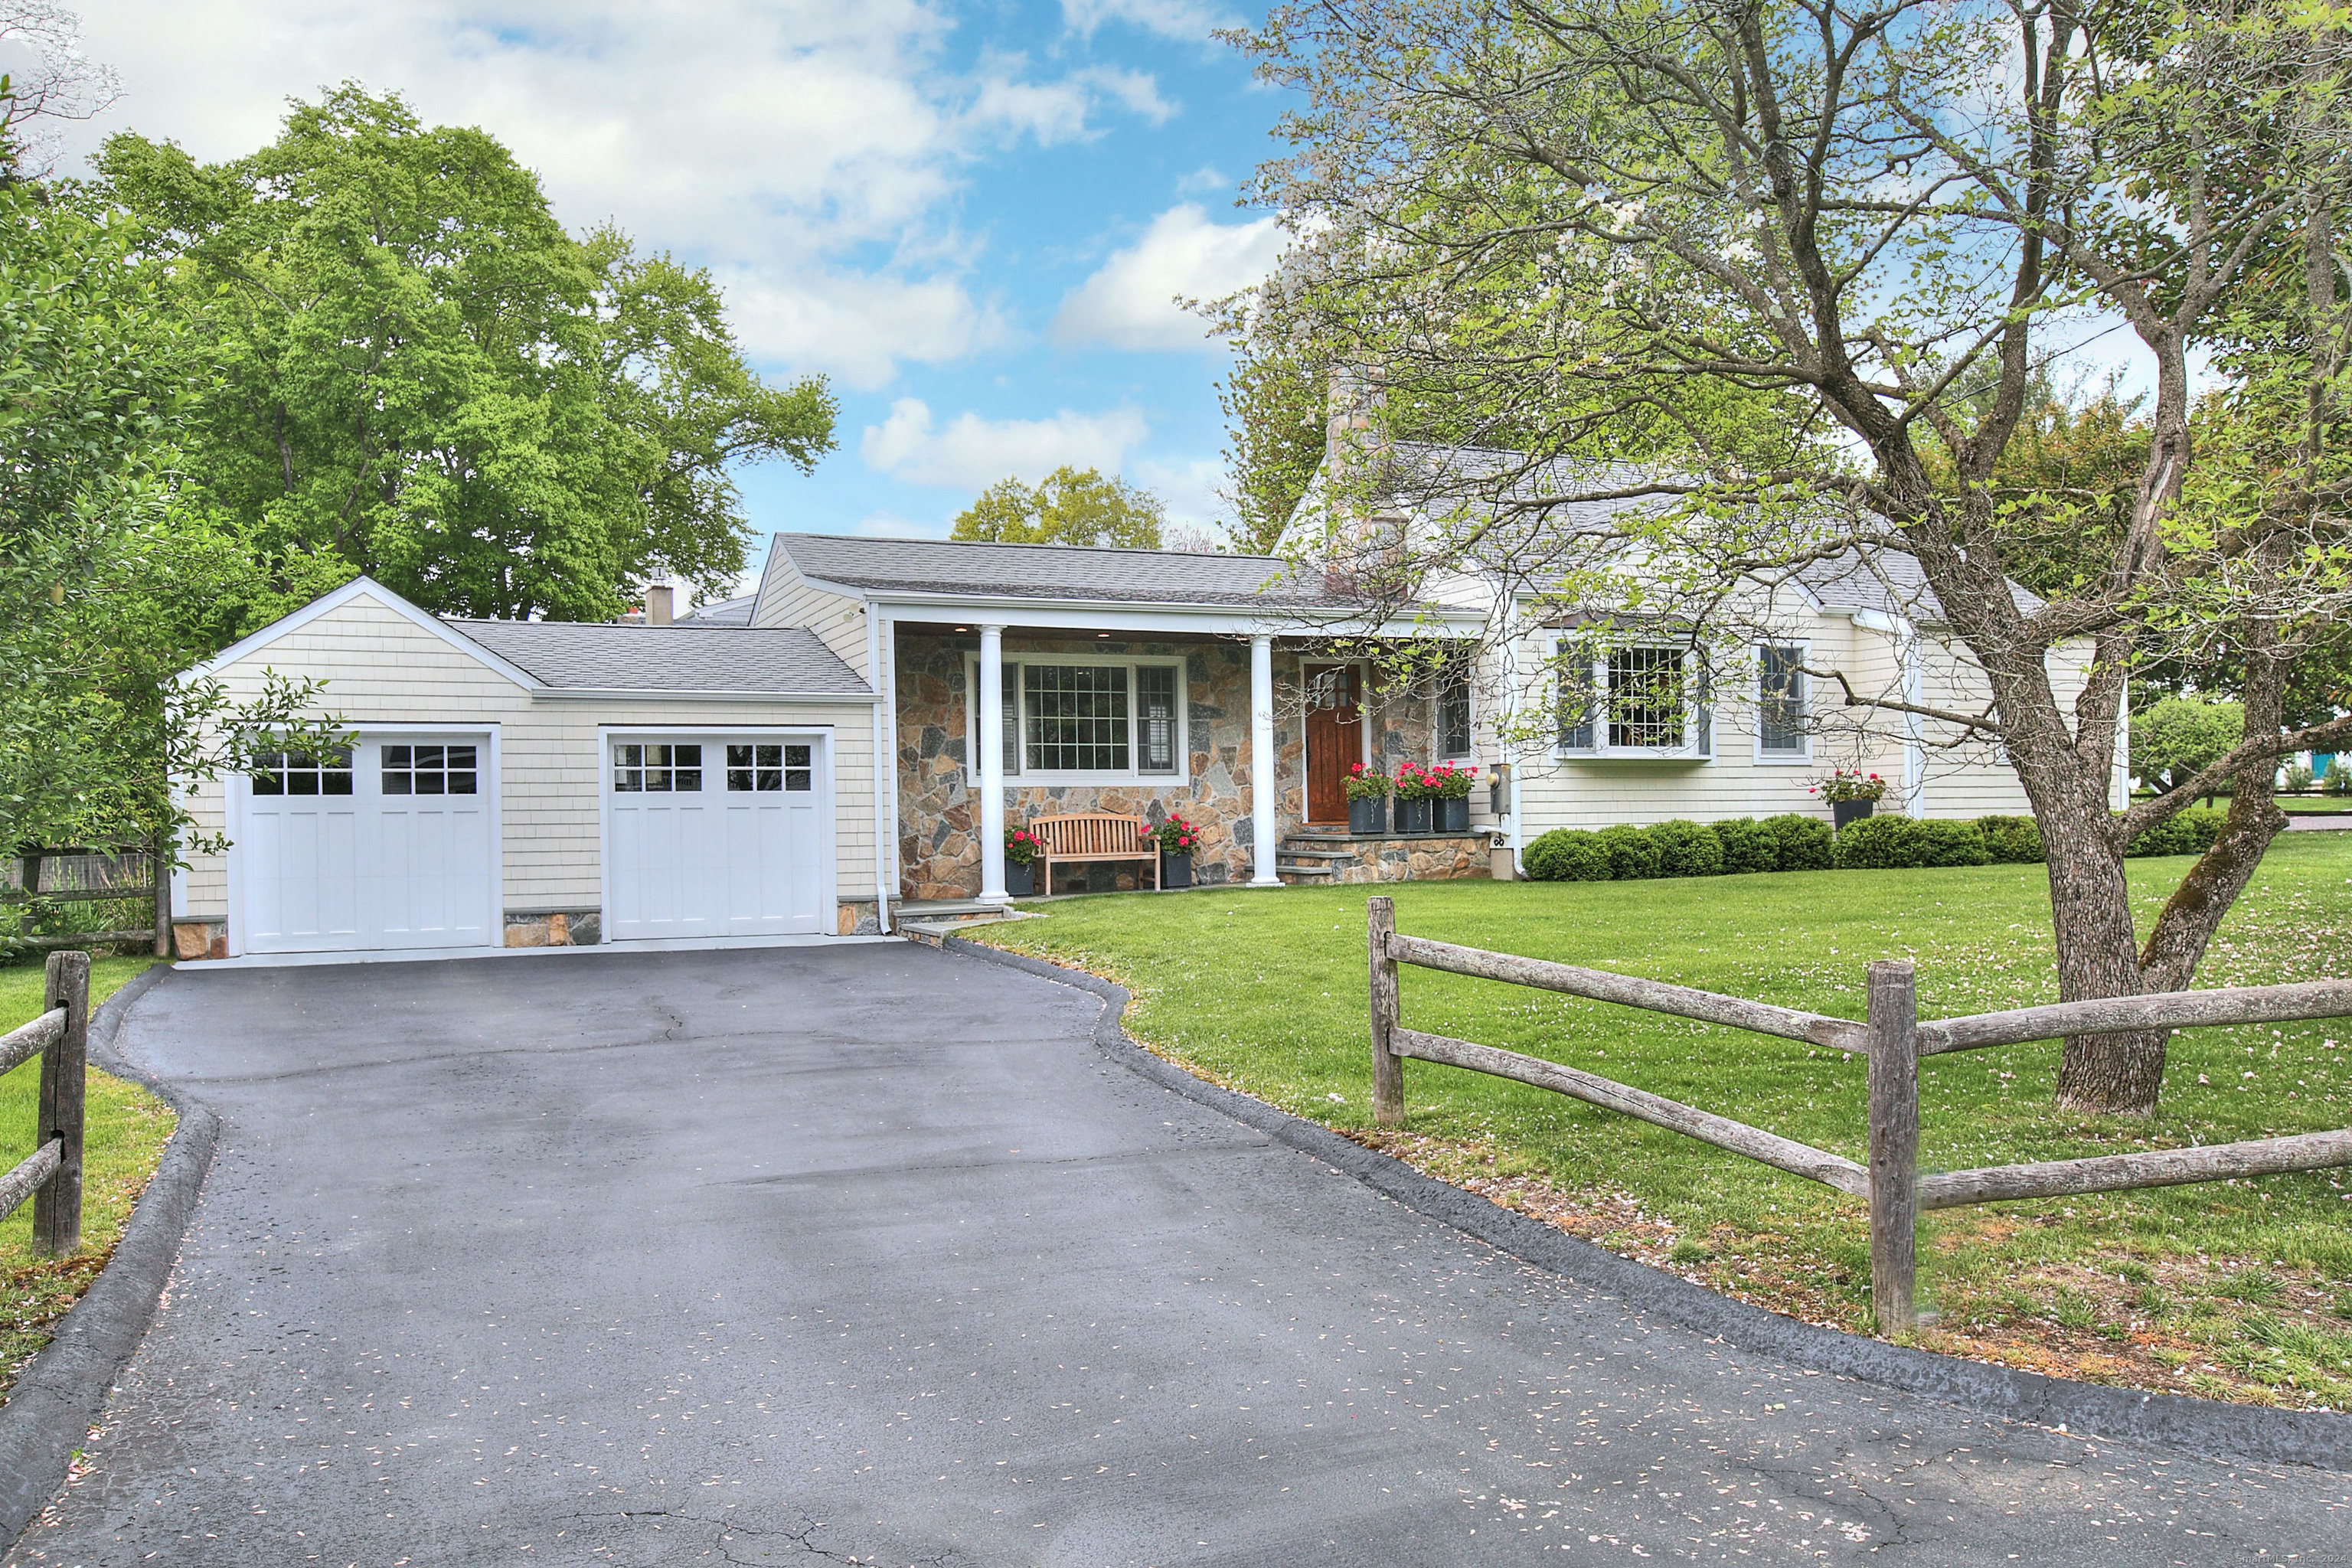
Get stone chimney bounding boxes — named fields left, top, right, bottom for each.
left=645, top=583, right=674, bottom=626
left=1325, top=362, right=1384, bottom=472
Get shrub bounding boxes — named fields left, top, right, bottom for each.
left=1647, top=818, right=1724, bottom=877
left=1975, top=814, right=2045, bottom=864
left=1832, top=815, right=1990, bottom=869
left=1711, top=817, right=1778, bottom=874
left=2281, top=763, right=2315, bottom=794
left=1524, top=828, right=1611, bottom=882
left=1596, top=823, right=1662, bottom=880
left=2125, top=805, right=2227, bottom=857
left=1759, top=812, right=1833, bottom=871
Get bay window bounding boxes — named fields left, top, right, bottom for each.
left=1551, top=638, right=1713, bottom=759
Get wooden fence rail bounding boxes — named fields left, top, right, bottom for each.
left=0, top=951, right=90, bottom=1253
left=1365, top=897, right=2352, bottom=1334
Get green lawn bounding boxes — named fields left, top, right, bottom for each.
left=973, top=836, right=2352, bottom=1410
left=0, top=956, right=174, bottom=1405
left=2279, top=796, right=2352, bottom=814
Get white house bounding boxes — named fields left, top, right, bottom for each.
left=168, top=466, right=2116, bottom=960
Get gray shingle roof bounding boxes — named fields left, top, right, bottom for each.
left=445, top=619, right=870, bottom=696
left=775, top=532, right=1368, bottom=609
left=673, top=593, right=756, bottom=626
left=1794, top=548, right=2044, bottom=622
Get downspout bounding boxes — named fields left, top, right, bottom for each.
left=868, top=603, right=893, bottom=934
left=1500, top=616, right=1524, bottom=873
left=1900, top=620, right=1924, bottom=818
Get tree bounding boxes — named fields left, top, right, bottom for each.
left=1230, top=0, right=2352, bottom=1112
left=1217, top=335, right=1330, bottom=553
left=950, top=466, right=1165, bottom=547
left=0, top=168, right=336, bottom=888
left=2131, top=697, right=2248, bottom=799
left=96, top=87, right=838, bottom=621
left=0, top=2, right=119, bottom=185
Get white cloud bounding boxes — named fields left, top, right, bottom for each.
left=717, top=270, right=1007, bottom=392
left=1133, top=456, right=1229, bottom=530
left=52, top=2, right=1168, bottom=387
left=1174, top=164, right=1227, bottom=195
left=1052, top=203, right=1282, bottom=351
left=861, top=398, right=1151, bottom=488
left=1063, top=0, right=1236, bottom=41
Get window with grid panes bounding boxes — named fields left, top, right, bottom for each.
left=251, top=748, right=354, bottom=796
left=1024, top=665, right=1129, bottom=772
left=727, top=743, right=813, bottom=791
left=1759, top=645, right=1808, bottom=755
left=381, top=744, right=477, bottom=795
left=1606, top=647, right=1686, bottom=749
left=611, top=743, right=702, bottom=792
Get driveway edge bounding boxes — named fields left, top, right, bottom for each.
left=1, top=961, right=219, bottom=1546
left=941, top=933, right=2352, bottom=1473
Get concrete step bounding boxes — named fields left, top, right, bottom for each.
left=1276, top=864, right=1336, bottom=880
left=1276, top=845, right=1356, bottom=862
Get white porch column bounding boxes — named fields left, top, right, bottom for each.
left=1250, top=633, right=1282, bottom=887
left=978, top=624, right=1008, bottom=903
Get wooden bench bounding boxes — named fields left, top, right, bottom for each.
left=1029, top=812, right=1160, bottom=895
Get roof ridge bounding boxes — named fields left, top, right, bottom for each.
left=779, top=531, right=1285, bottom=567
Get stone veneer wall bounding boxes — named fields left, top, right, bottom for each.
left=895, top=632, right=1439, bottom=901
left=1315, top=834, right=1493, bottom=884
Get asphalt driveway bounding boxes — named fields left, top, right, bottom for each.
left=8, top=942, right=2348, bottom=1565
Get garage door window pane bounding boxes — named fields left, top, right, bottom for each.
left=383, top=743, right=476, bottom=795
left=785, top=743, right=812, bottom=791
left=727, top=743, right=786, bottom=792
left=614, top=743, right=702, bottom=792
left=252, top=748, right=352, bottom=796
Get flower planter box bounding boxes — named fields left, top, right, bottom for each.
left=1160, top=851, right=1194, bottom=890
left=1395, top=798, right=1434, bottom=836
left=1833, top=799, right=1875, bottom=831
left=1436, top=795, right=1471, bottom=834
left=1348, top=797, right=1388, bottom=835
left=1005, top=860, right=1037, bottom=897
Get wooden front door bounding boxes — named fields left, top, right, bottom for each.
left=1303, top=664, right=1363, bottom=825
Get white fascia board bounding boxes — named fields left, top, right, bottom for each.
left=858, top=591, right=1482, bottom=638
left=181, top=577, right=544, bottom=691
left=532, top=688, right=879, bottom=704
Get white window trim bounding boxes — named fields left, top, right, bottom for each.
left=1437, top=665, right=1476, bottom=761
left=1547, top=634, right=1714, bottom=762
left=1754, top=639, right=1813, bottom=764
left=964, top=652, right=1191, bottom=786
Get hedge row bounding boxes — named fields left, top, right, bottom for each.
left=1521, top=807, right=2228, bottom=882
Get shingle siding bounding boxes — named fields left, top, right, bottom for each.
left=178, top=593, right=879, bottom=923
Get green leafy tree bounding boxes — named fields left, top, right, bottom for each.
left=96, top=86, right=837, bottom=621
left=950, top=466, right=1165, bottom=547
left=0, top=172, right=338, bottom=898
left=1229, top=0, right=2352, bottom=1113
left=2131, top=697, right=2250, bottom=801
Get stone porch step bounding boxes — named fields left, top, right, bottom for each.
left=1276, top=865, right=1336, bottom=880
left=1276, top=845, right=1356, bottom=862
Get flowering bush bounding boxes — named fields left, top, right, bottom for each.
left=1427, top=760, right=1478, bottom=799
left=1810, top=768, right=1887, bottom=803
left=1148, top=810, right=1201, bottom=855
left=1005, top=825, right=1042, bottom=865
left=1344, top=761, right=1390, bottom=802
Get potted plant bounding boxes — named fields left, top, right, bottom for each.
left=1429, top=760, right=1478, bottom=833
left=1392, top=761, right=1437, bottom=835
left=1004, top=825, right=1040, bottom=897
left=1811, top=769, right=1888, bottom=830
left=1150, top=811, right=1201, bottom=889
left=1344, top=761, right=1390, bottom=835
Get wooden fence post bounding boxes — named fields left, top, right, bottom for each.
left=152, top=827, right=172, bottom=959
left=32, top=949, right=89, bottom=1256
left=1368, top=896, right=1403, bottom=1126
left=1866, top=959, right=1919, bottom=1334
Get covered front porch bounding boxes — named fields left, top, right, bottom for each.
left=886, top=610, right=1496, bottom=903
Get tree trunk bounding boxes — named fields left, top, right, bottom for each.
left=2034, top=772, right=2171, bottom=1114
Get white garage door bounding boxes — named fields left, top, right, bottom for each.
left=603, top=734, right=828, bottom=941
left=239, top=737, right=496, bottom=954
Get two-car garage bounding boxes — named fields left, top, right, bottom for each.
left=185, top=580, right=877, bottom=961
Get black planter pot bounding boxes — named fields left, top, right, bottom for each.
left=1348, top=796, right=1388, bottom=835
left=1832, top=799, right=1876, bottom=831
left=1160, top=851, right=1194, bottom=890
left=1395, top=797, right=1434, bottom=835
left=1436, top=795, right=1471, bottom=834
left=1005, top=859, right=1037, bottom=897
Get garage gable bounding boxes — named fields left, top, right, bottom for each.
left=190, top=577, right=541, bottom=696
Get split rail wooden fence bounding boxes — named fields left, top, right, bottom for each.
left=0, top=952, right=90, bottom=1253
left=1365, top=897, right=2352, bottom=1332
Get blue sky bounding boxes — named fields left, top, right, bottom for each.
left=54, top=1, right=1290, bottom=579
